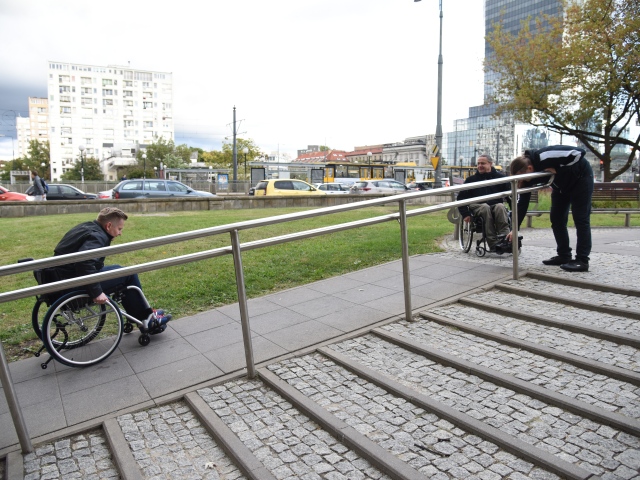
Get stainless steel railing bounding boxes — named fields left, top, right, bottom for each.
left=0, top=172, right=552, bottom=453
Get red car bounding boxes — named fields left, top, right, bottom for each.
left=0, top=186, right=32, bottom=201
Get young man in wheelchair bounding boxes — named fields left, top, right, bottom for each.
left=457, top=154, right=511, bottom=253
left=52, top=207, right=171, bottom=332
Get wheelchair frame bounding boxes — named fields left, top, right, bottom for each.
left=458, top=206, right=520, bottom=257
left=27, top=262, right=162, bottom=369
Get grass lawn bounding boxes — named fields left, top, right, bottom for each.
left=0, top=205, right=453, bottom=361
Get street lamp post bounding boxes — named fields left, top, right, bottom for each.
left=367, top=151, right=372, bottom=179
left=40, top=162, right=46, bottom=178
left=242, top=147, right=249, bottom=178
left=142, top=153, right=147, bottom=180
left=415, top=0, right=443, bottom=188
left=78, top=145, right=85, bottom=184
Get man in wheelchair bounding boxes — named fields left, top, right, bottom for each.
left=457, top=154, right=511, bottom=253
left=52, top=207, right=171, bottom=332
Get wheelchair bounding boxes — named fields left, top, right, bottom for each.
left=22, top=259, right=167, bottom=369
left=458, top=208, right=522, bottom=257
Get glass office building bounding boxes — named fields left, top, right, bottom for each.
left=444, top=0, right=563, bottom=169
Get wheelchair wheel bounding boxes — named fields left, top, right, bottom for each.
left=31, top=297, right=48, bottom=340
left=458, top=218, right=473, bottom=253
left=42, top=291, right=123, bottom=368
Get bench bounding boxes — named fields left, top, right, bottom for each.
left=524, top=182, right=640, bottom=228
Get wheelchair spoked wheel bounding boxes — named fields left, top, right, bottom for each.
left=31, top=297, right=48, bottom=341
left=458, top=219, right=473, bottom=253
left=42, top=291, right=123, bottom=368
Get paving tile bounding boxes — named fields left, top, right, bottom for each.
left=267, top=286, right=327, bottom=307
left=116, top=325, right=182, bottom=354
left=315, top=304, right=392, bottom=332
left=262, top=320, right=344, bottom=351
left=342, top=265, right=398, bottom=283
left=307, top=276, right=367, bottom=294
left=0, top=372, right=61, bottom=415
left=363, top=291, right=434, bottom=314
left=7, top=354, right=56, bottom=383
left=246, top=308, right=312, bottom=335
left=136, top=355, right=222, bottom=398
left=62, top=374, right=150, bottom=425
left=121, top=337, right=201, bottom=374
left=0, top=394, right=66, bottom=450
left=411, top=279, right=477, bottom=300
left=203, top=336, right=288, bottom=373
left=331, top=284, right=398, bottom=304
left=411, top=263, right=469, bottom=279
left=169, top=309, right=237, bottom=337
left=287, top=295, right=357, bottom=319
left=55, top=353, right=135, bottom=395
left=183, top=321, right=251, bottom=354
left=370, top=273, right=435, bottom=291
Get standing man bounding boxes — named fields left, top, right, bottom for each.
left=31, top=170, right=46, bottom=201
left=509, top=145, right=593, bottom=272
left=457, top=155, right=511, bottom=252
left=53, top=207, right=171, bottom=331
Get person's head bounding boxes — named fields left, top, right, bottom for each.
left=96, top=207, right=128, bottom=238
left=510, top=155, right=534, bottom=176
left=30, top=170, right=38, bottom=178
left=476, top=155, right=494, bottom=174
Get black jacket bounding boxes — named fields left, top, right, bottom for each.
left=53, top=220, right=114, bottom=298
left=457, top=167, right=509, bottom=219
left=514, top=145, right=589, bottom=228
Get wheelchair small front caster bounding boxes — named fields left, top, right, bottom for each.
left=123, top=322, right=134, bottom=334
left=41, top=363, right=47, bottom=369
left=138, top=334, right=151, bottom=346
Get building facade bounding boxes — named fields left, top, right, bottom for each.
left=47, top=61, right=174, bottom=181
left=443, top=0, right=564, bottom=169
left=15, top=97, right=49, bottom=159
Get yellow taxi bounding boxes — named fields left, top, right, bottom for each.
left=253, top=179, right=326, bottom=196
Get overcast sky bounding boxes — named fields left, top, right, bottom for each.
left=0, top=0, right=485, bottom=160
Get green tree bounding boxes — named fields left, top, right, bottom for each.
left=60, top=157, right=104, bottom=181
left=215, top=138, right=265, bottom=178
left=486, top=0, right=640, bottom=181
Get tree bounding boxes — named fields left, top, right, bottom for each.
left=204, top=138, right=266, bottom=178
left=486, top=0, right=640, bottom=181
left=61, top=157, right=104, bottom=181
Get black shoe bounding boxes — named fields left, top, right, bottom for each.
left=542, top=256, right=571, bottom=266
left=560, top=260, right=589, bottom=272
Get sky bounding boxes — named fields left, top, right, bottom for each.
left=0, top=0, right=485, bottom=161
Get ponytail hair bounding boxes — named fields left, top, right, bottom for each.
left=510, top=156, right=531, bottom=176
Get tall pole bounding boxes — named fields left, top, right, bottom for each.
left=232, top=106, right=238, bottom=187
left=434, top=0, right=443, bottom=188
left=79, top=145, right=85, bottom=184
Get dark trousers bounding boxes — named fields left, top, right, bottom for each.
left=99, top=265, right=152, bottom=320
left=549, top=163, right=594, bottom=263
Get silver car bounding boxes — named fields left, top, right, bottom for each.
left=112, top=179, right=214, bottom=199
left=350, top=180, right=410, bottom=194
left=314, top=183, right=352, bottom=194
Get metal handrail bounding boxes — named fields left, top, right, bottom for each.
left=0, top=171, right=552, bottom=453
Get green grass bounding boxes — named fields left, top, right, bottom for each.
left=0, top=207, right=452, bottom=360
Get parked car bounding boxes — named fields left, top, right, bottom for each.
left=314, top=183, right=351, bottom=194
left=350, top=180, right=410, bottom=194
left=98, top=189, right=113, bottom=199
left=26, top=184, right=98, bottom=200
left=112, top=179, right=215, bottom=199
left=406, top=181, right=435, bottom=191
left=0, top=185, right=33, bottom=201
left=253, top=179, right=325, bottom=196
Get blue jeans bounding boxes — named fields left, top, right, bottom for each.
left=549, top=163, right=594, bottom=263
left=99, top=265, right=152, bottom=320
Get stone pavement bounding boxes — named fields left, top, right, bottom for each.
left=2, top=226, right=640, bottom=478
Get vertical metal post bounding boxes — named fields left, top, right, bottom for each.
left=230, top=229, right=256, bottom=378
left=451, top=192, right=459, bottom=240
left=511, top=179, right=520, bottom=280
left=434, top=0, right=444, bottom=189
left=0, top=341, right=33, bottom=453
left=398, top=200, right=413, bottom=321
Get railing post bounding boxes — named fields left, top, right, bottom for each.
left=451, top=192, right=459, bottom=240
left=0, top=341, right=33, bottom=453
left=398, top=200, right=413, bottom=321
left=230, top=229, right=256, bottom=378
left=511, top=180, right=520, bottom=280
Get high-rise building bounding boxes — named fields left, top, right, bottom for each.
left=444, top=0, right=564, bottom=169
left=15, top=97, right=49, bottom=158
left=47, top=61, right=174, bottom=181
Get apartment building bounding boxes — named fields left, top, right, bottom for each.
left=15, top=97, right=49, bottom=158
left=47, top=61, right=174, bottom=181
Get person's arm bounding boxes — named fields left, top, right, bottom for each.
left=74, top=234, right=106, bottom=299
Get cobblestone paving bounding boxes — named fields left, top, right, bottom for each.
left=437, top=302, right=640, bottom=373
left=267, top=354, right=561, bottom=480
left=116, top=401, right=244, bottom=480
left=328, top=336, right=640, bottom=479
left=438, top=227, right=640, bottom=287
left=501, top=276, right=640, bottom=312
left=22, top=429, right=118, bottom=480
left=198, top=380, right=391, bottom=480
left=378, top=318, right=640, bottom=419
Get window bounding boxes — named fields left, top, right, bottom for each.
left=59, top=86, right=71, bottom=93
left=143, top=121, right=153, bottom=128
left=168, top=182, right=189, bottom=193
left=81, top=97, right=92, bottom=105
left=145, top=181, right=166, bottom=191
left=102, top=79, right=113, bottom=86
left=81, top=77, right=92, bottom=85
left=60, top=96, right=71, bottom=102
left=102, top=99, right=113, bottom=106
left=60, top=106, right=71, bottom=114
left=59, top=75, right=70, bottom=83
left=123, top=90, right=133, bottom=97
left=102, top=89, right=113, bottom=96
